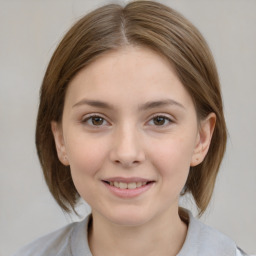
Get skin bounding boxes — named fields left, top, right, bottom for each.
left=52, top=46, right=215, bottom=256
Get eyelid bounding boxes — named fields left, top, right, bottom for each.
left=146, top=113, right=175, bottom=127
left=80, top=112, right=175, bottom=127
left=81, top=113, right=111, bottom=126
left=150, top=113, right=174, bottom=120
left=81, top=113, right=103, bottom=121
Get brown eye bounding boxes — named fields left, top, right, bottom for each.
left=153, top=116, right=166, bottom=126
left=148, top=115, right=172, bottom=127
left=91, top=116, right=104, bottom=126
left=82, top=115, right=108, bottom=127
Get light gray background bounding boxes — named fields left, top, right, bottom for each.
left=0, top=0, right=255, bottom=255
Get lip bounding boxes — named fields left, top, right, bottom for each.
left=102, top=177, right=155, bottom=199
left=102, top=176, right=153, bottom=183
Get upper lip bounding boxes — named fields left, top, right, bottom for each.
left=102, top=177, right=154, bottom=183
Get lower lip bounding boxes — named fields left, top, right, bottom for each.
left=102, top=182, right=154, bottom=198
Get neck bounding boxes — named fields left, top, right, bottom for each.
left=88, top=207, right=188, bottom=256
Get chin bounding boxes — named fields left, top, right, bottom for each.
left=105, top=208, right=153, bottom=227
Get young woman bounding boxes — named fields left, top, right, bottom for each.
left=13, top=1, right=249, bottom=255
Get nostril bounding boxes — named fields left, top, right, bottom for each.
left=109, top=140, right=145, bottom=167
left=113, top=159, right=137, bottom=167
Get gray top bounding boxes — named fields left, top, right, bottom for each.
left=13, top=210, right=248, bottom=256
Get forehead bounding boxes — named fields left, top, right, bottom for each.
left=64, top=46, right=194, bottom=110
left=72, top=46, right=174, bottom=85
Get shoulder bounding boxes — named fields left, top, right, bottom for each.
left=236, top=247, right=253, bottom=256
left=12, top=215, right=91, bottom=256
left=178, top=209, right=250, bottom=256
left=12, top=222, right=76, bottom=256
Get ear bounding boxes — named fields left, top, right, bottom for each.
left=190, top=113, right=216, bottom=167
left=51, top=121, right=69, bottom=166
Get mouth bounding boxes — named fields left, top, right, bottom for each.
left=102, top=180, right=155, bottom=190
left=102, top=178, right=155, bottom=198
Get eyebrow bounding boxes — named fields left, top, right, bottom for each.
left=72, top=98, right=185, bottom=111
left=73, top=99, right=111, bottom=109
left=138, top=99, right=185, bottom=111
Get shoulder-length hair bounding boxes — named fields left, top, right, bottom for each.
left=36, top=0, right=227, bottom=216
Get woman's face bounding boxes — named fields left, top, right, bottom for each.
left=52, top=46, right=214, bottom=226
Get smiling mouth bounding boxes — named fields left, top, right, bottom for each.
left=103, top=180, right=154, bottom=189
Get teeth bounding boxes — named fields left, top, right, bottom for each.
left=110, top=181, right=149, bottom=189
left=128, top=182, right=137, bottom=189
left=119, top=182, right=128, bottom=189
left=136, top=182, right=142, bottom=187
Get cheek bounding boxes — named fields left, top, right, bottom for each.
left=64, top=133, right=110, bottom=203
left=65, top=134, right=108, bottom=178
left=148, top=135, right=195, bottom=187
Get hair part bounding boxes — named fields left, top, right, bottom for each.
left=36, top=0, right=227, bottom=216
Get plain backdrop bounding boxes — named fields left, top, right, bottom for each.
left=0, top=0, right=255, bottom=255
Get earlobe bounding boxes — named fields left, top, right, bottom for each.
left=51, top=121, right=69, bottom=166
left=190, top=113, right=216, bottom=167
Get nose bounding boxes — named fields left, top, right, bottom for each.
left=109, top=125, right=146, bottom=168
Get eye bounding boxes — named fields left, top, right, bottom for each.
left=82, top=115, right=109, bottom=127
left=148, top=115, right=173, bottom=127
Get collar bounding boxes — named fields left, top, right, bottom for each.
left=70, top=210, right=236, bottom=256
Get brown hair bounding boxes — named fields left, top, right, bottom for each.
left=36, top=0, right=227, bottom=216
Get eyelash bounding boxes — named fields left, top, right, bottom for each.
left=81, top=114, right=109, bottom=127
left=148, top=114, right=173, bottom=127
left=81, top=114, right=173, bottom=128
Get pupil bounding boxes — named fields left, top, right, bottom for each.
left=92, top=117, right=103, bottom=125
left=154, top=116, right=165, bottom=125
